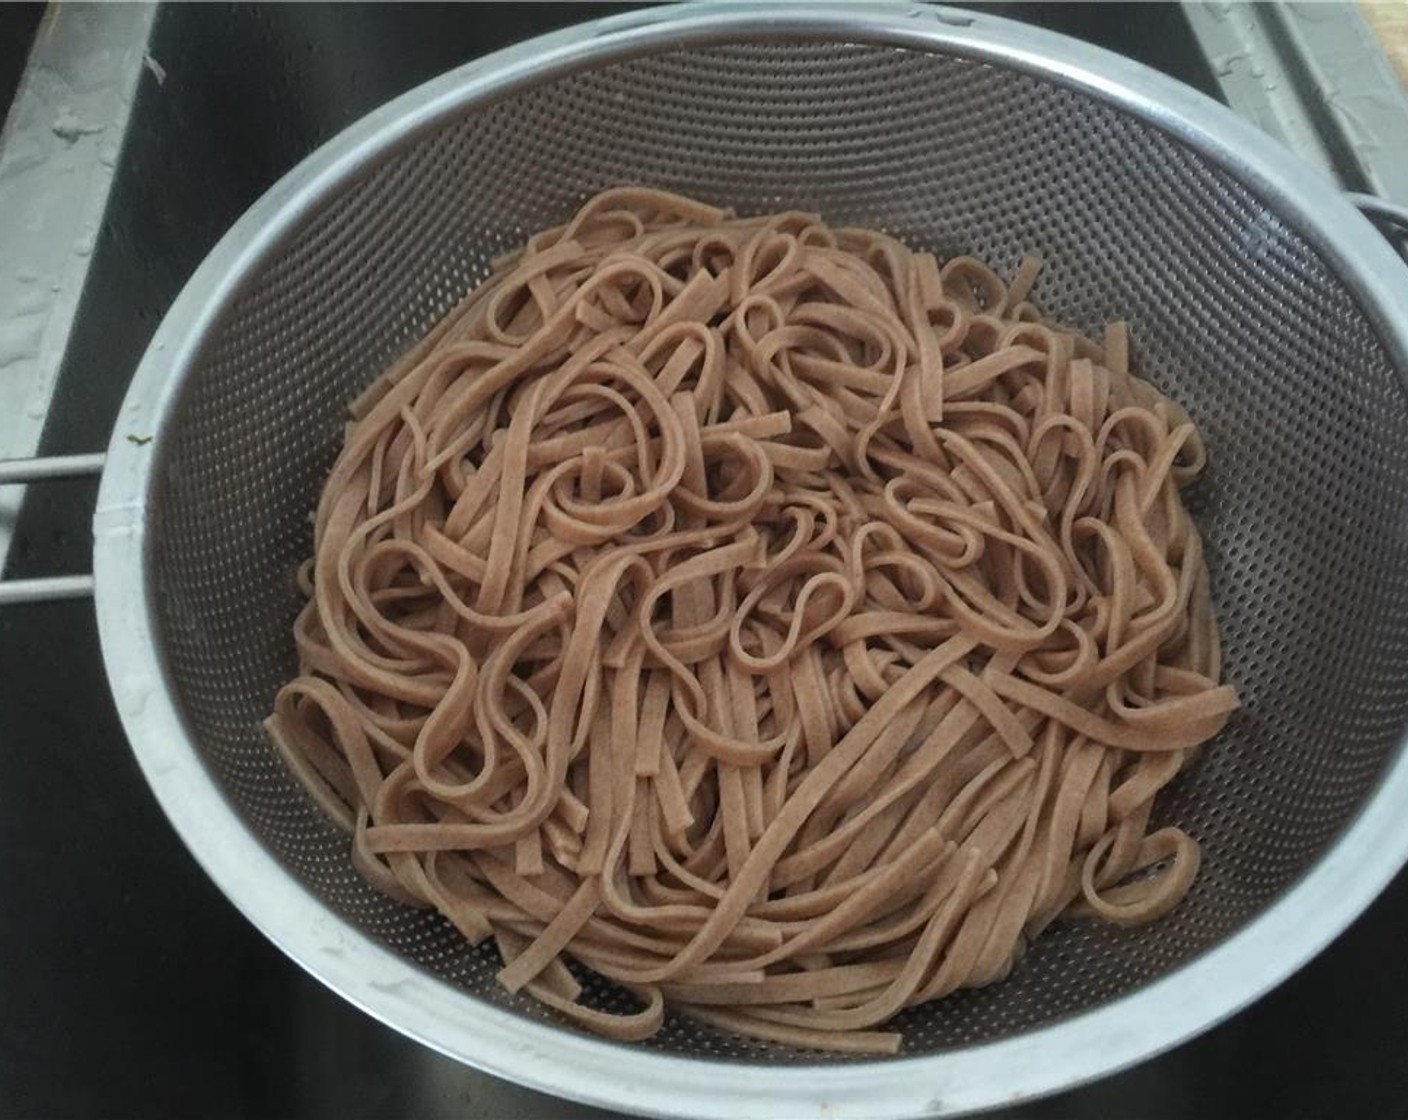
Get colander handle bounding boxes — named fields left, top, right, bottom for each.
left=1350, top=193, right=1408, bottom=257
left=0, top=453, right=105, bottom=605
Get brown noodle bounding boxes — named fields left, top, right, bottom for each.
left=267, top=188, right=1237, bottom=1054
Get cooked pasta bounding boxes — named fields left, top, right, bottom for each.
left=266, top=187, right=1237, bottom=1053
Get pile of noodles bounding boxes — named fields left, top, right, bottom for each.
left=267, top=188, right=1237, bottom=1054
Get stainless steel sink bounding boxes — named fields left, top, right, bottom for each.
left=3, top=4, right=1408, bottom=1117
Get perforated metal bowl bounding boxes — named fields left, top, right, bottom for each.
left=69, top=5, right=1408, bottom=1117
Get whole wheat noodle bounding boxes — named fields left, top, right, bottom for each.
left=267, top=187, right=1237, bottom=1054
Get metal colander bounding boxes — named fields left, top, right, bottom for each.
left=45, top=5, right=1408, bottom=1117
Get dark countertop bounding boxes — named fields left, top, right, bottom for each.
left=2, top=5, right=1408, bottom=1118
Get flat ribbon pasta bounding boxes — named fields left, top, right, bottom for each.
left=267, top=188, right=1236, bottom=1053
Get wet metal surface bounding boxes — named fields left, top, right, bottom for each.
left=2, top=5, right=1407, bottom=1117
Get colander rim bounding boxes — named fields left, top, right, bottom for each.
left=93, top=4, right=1408, bottom=1117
